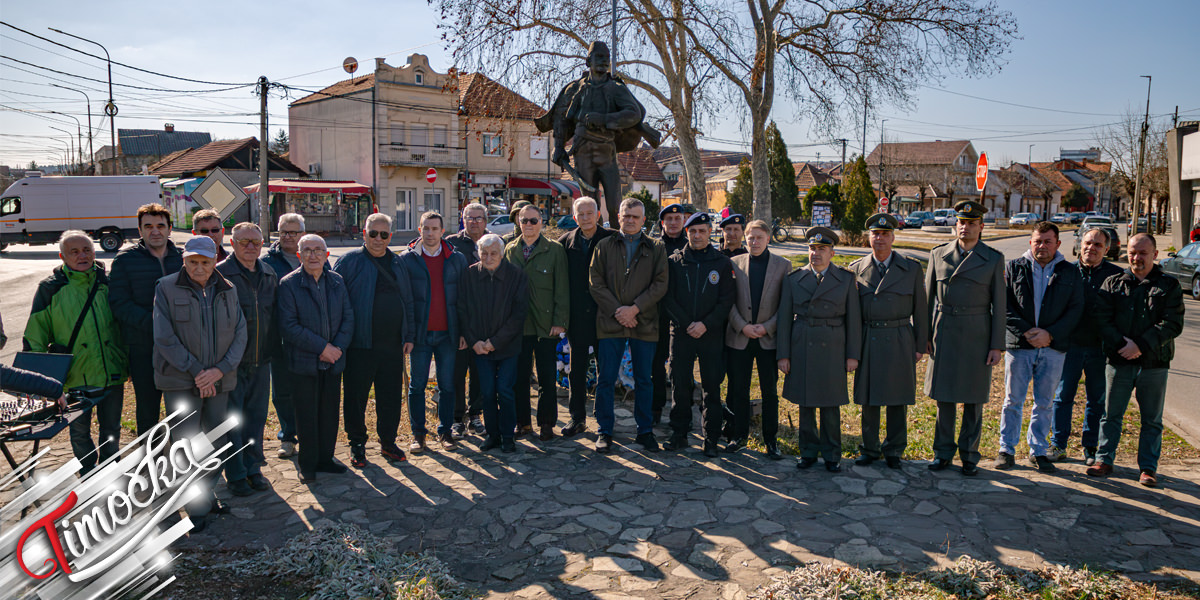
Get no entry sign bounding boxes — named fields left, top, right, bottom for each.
left=426, top=168, right=438, bottom=184
left=975, top=153, right=989, bottom=191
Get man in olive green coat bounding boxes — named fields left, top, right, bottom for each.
left=777, top=227, right=862, bottom=472
left=925, top=200, right=1006, bottom=476
left=504, top=204, right=570, bottom=440
left=849, top=214, right=929, bottom=469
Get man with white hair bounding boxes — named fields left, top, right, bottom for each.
left=263, top=213, right=305, bottom=458
left=23, top=231, right=126, bottom=475
left=334, top=213, right=415, bottom=467
left=446, top=202, right=490, bottom=437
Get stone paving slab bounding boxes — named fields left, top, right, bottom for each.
left=4, top=417, right=1200, bottom=597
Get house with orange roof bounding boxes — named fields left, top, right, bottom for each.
left=865, top=140, right=982, bottom=214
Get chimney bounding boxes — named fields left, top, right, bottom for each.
left=164, top=123, right=175, bottom=132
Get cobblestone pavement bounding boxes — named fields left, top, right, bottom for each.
left=5, top=404, right=1200, bottom=599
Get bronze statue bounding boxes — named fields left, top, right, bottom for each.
left=535, top=41, right=661, bottom=227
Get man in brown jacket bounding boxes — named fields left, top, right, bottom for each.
left=724, top=220, right=791, bottom=458
left=849, top=214, right=929, bottom=469
left=589, top=197, right=669, bottom=453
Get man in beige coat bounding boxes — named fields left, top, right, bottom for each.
left=777, top=227, right=862, bottom=472
left=925, top=200, right=1006, bottom=476
left=724, top=220, right=790, bottom=458
left=849, top=214, right=929, bottom=470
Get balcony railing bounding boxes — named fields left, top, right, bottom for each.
left=379, top=144, right=466, bottom=168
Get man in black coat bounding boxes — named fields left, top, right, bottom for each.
left=652, top=202, right=692, bottom=423
left=445, top=202, right=490, bottom=437
left=557, top=197, right=614, bottom=436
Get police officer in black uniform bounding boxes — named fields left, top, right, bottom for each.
left=652, top=203, right=693, bottom=423
left=719, top=214, right=748, bottom=257
left=661, top=212, right=736, bottom=457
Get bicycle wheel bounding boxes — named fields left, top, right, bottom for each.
left=772, top=226, right=787, bottom=244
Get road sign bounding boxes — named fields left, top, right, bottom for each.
left=426, top=168, right=438, bottom=184
left=191, top=167, right=249, bottom=221
left=879, top=197, right=890, bottom=208
left=975, top=153, right=989, bottom=191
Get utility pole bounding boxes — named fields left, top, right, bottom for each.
left=1132, top=75, right=1151, bottom=231
left=50, top=126, right=75, bottom=174
left=861, top=96, right=868, bottom=157
left=49, top=29, right=114, bottom=173
left=52, top=85, right=93, bottom=173
left=879, top=119, right=887, bottom=201
left=839, top=138, right=847, bottom=178
left=257, top=76, right=270, bottom=233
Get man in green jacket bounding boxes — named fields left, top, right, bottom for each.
left=504, top=204, right=570, bottom=441
left=23, top=230, right=127, bottom=475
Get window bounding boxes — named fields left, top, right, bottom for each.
left=390, top=122, right=405, bottom=145
left=411, top=124, right=428, bottom=148
left=433, top=125, right=447, bottom=148
left=0, top=196, right=19, bottom=217
left=396, top=189, right=415, bottom=231
left=482, top=133, right=502, bottom=157
left=415, top=71, right=424, bottom=85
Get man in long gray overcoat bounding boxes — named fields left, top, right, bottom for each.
left=849, top=213, right=929, bottom=469
left=777, top=227, right=862, bottom=473
left=924, top=200, right=1006, bottom=476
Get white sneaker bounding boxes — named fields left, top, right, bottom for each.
left=277, top=441, right=296, bottom=458
left=1045, top=446, right=1067, bottom=462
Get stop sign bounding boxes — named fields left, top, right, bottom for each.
left=425, top=167, right=438, bottom=184
left=879, top=197, right=890, bottom=208
left=975, top=153, right=989, bottom=191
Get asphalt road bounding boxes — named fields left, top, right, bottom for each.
left=3, top=228, right=1196, bottom=448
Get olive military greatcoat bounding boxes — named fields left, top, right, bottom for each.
left=849, top=253, right=929, bottom=407
left=776, top=265, right=862, bottom=407
left=923, top=241, right=1006, bottom=405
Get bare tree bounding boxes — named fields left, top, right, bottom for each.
left=685, top=0, right=1017, bottom=221
left=1093, top=106, right=1171, bottom=225
left=431, top=0, right=720, bottom=205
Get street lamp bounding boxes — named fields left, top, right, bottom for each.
left=51, top=111, right=83, bottom=174
left=48, top=28, right=115, bottom=173
left=1025, top=144, right=1034, bottom=214
left=51, top=84, right=94, bottom=172
left=47, top=133, right=72, bottom=174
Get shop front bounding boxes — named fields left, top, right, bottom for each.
left=506, top=176, right=581, bottom=220
left=245, top=179, right=373, bottom=236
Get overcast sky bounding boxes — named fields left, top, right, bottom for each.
left=2, top=0, right=1197, bottom=169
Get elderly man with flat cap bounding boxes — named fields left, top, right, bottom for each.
left=719, top=214, right=748, bottom=257
left=652, top=202, right=693, bottom=423
left=925, top=200, right=1005, bottom=476
left=661, top=212, right=736, bottom=457
left=777, top=227, right=861, bottom=472
left=848, top=214, right=928, bottom=469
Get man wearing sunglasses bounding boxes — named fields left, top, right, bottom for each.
left=334, top=213, right=415, bottom=467
left=215, top=223, right=277, bottom=496
left=192, top=209, right=230, bottom=263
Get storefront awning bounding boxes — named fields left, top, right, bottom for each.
left=507, top=177, right=581, bottom=198
left=244, top=179, right=372, bottom=195
left=161, top=178, right=198, bottom=188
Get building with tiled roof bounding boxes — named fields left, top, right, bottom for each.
left=149, top=137, right=305, bottom=180
left=616, top=146, right=667, bottom=202
left=94, top=125, right=212, bottom=175
left=865, top=140, right=979, bottom=213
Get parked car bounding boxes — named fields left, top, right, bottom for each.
left=1050, top=213, right=1070, bottom=224
left=931, top=208, right=957, bottom=226
left=905, top=211, right=933, bottom=228
left=1160, top=241, right=1200, bottom=300
left=1072, top=217, right=1120, bottom=261
left=1069, top=212, right=1085, bottom=224
left=1010, top=212, right=1040, bottom=226
left=1126, top=216, right=1158, bottom=236
left=556, top=215, right=578, bottom=230
left=487, top=214, right=515, bottom=236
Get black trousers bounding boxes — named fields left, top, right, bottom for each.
left=453, top=347, right=482, bottom=422
left=797, top=406, right=841, bottom=462
left=860, top=404, right=908, bottom=458
left=566, top=333, right=598, bottom=423
left=128, top=346, right=162, bottom=436
left=933, top=401, right=983, bottom=464
left=294, top=370, right=341, bottom=476
left=343, top=347, right=406, bottom=447
left=652, top=316, right=671, bottom=416
left=725, top=340, right=779, bottom=443
left=514, top=335, right=560, bottom=429
left=668, top=334, right=725, bottom=442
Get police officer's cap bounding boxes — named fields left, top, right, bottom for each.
left=954, top=200, right=986, bottom=221
left=683, top=212, right=712, bottom=229
left=720, top=214, right=746, bottom=229
left=658, top=203, right=687, bottom=220
left=805, top=226, right=839, bottom=247
left=866, top=213, right=898, bottom=231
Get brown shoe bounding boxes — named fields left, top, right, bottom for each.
left=515, top=424, right=534, bottom=438
left=1086, top=462, right=1113, bottom=477
left=539, top=426, right=556, bottom=442
left=1139, top=470, right=1158, bottom=487
left=409, top=435, right=428, bottom=454
left=440, top=433, right=458, bottom=451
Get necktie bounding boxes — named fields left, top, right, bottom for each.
left=878, top=261, right=888, bottom=277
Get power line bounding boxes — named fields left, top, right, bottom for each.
left=0, top=55, right=256, bottom=93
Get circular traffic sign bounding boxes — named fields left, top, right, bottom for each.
left=425, top=168, right=437, bottom=183
left=343, top=57, right=358, bottom=75
left=104, top=101, right=118, bottom=117
left=975, top=152, right=989, bottom=191
left=879, top=197, right=890, bottom=208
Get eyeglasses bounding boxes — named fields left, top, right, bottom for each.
left=299, top=248, right=327, bottom=257
left=367, top=230, right=391, bottom=239
left=520, top=218, right=541, bottom=225
left=234, top=238, right=263, bottom=247
left=464, top=216, right=486, bottom=223
left=279, top=230, right=303, bottom=237
left=196, top=228, right=223, bottom=235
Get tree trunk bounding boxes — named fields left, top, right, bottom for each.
left=675, top=127, right=708, bottom=209
left=750, top=110, right=771, bottom=222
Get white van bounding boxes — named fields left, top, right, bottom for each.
left=0, top=173, right=161, bottom=253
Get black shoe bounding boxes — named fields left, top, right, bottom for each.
left=501, top=438, right=517, bottom=453
left=227, top=478, right=254, bottom=497
left=248, top=473, right=270, bottom=491
left=651, top=410, right=663, bottom=426
left=993, top=452, right=1015, bottom=470
left=380, top=442, right=407, bottom=463
left=316, top=461, right=348, bottom=474
left=796, top=457, right=818, bottom=469
left=725, top=438, right=745, bottom=453
left=703, top=440, right=719, bottom=458
left=1030, top=455, right=1058, bottom=474
left=561, top=420, right=586, bottom=437
left=722, top=416, right=735, bottom=443
left=409, top=435, right=428, bottom=454
left=825, top=460, right=842, bottom=473
left=539, top=426, right=557, bottom=442
left=350, top=444, right=367, bottom=468
left=928, top=458, right=952, bottom=471
left=854, top=454, right=876, bottom=466
left=190, top=514, right=208, bottom=534
left=595, top=434, right=612, bottom=454
left=210, top=499, right=231, bottom=515
left=764, top=442, right=782, bottom=460
left=636, top=432, right=660, bottom=452
left=299, top=471, right=316, bottom=483
left=470, top=417, right=486, bottom=435
left=885, top=456, right=902, bottom=470
left=961, top=462, right=979, bottom=477
left=450, top=423, right=466, bottom=439
left=663, top=436, right=688, bottom=451
left=480, top=436, right=501, bottom=451
left=515, top=424, right=534, bottom=438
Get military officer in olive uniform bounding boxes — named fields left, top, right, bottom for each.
left=652, top=203, right=693, bottom=423
left=849, top=213, right=929, bottom=469
left=925, top=200, right=1006, bottom=476
left=777, top=227, right=862, bottom=472
left=719, top=214, right=748, bottom=257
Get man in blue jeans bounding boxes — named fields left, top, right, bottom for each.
left=588, top=198, right=669, bottom=453
left=263, top=213, right=306, bottom=458
left=1049, top=228, right=1122, bottom=465
left=400, top=211, right=468, bottom=452
left=995, top=222, right=1083, bottom=474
